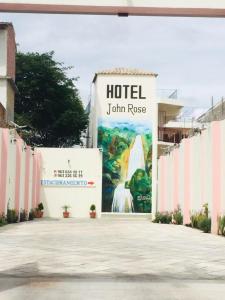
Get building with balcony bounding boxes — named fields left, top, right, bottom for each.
left=157, top=90, right=204, bottom=157
left=84, top=68, right=207, bottom=214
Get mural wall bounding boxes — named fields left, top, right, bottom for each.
left=95, top=74, right=155, bottom=213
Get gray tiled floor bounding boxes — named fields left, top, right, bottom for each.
left=0, top=218, right=225, bottom=299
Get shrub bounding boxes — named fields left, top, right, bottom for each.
left=172, top=206, right=183, bottom=225
left=20, top=209, right=28, bottom=222
left=153, top=212, right=172, bottom=224
left=7, top=209, right=18, bottom=223
left=191, top=213, right=199, bottom=229
left=218, top=215, right=225, bottom=236
left=0, top=214, right=7, bottom=227
left=190, top=203, right=211, bottom=233
left=198, top=217, right=211, bottom=233
left=29, top=209, right=35, bottom=221
left=203, top=203, right=209, bottom=218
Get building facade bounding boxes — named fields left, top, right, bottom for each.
left=0, top=22, right=16, bottom=125
left=87, top=68, right=184, bottom=215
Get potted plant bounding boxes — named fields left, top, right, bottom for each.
left=34, top=202, right=44, bottom=218
left=90, top=204, right=96, bottom=219
left=62, top=205, right=70, bottom=218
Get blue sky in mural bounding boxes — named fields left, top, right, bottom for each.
left=99, top=119, right=152, bottom=134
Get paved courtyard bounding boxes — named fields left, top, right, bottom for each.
left=0, top=218, right=225, bottom=299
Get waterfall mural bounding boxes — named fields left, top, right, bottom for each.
left=98, top=120, right=152, bottom=213
left=94, top=72, right=156, bottom=214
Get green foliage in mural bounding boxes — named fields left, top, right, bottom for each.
left=129, top=169, right=151, bottom=212
left=98, top=125, right=152, bottom=213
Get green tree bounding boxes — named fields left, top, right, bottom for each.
left=15, top=51, right=88, bottom=147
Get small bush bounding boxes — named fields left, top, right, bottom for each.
left=7, top=209, right=18, bottom=223
left=0, top=214, right=7, bottom=227
left=20, top=209, right=28, bottom=222
left=191, top=213, right=199, bottom=229
left=203, top=203, right=209, bottom=218
left=198, top=217, right=211, bottom=233
left=172, top=206, right=183, bottom=225
left=190, top=203, right=211, bottom=233
left=29, top=209, right=35, bottom=221
left=153, top=212, right=172, bottom=224
left=218, top=215, right=225, bottom=236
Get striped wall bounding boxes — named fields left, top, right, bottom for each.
left=0, top=128, right=41, bottom=215
left=157, top=120, right=225, bottom=234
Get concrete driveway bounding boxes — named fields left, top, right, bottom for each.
left=0, top=218, right=225, bottom=299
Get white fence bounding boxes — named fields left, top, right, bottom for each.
left=157, top=120, right=225, bottom=233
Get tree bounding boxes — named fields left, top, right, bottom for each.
left=15, top=51, right=88, bottom=147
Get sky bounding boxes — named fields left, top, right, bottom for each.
left=1, top=12, right=225, bottom=111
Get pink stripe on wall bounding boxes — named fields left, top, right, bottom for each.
left=211, top=122, right=222, bottom=234
left=159, top=156, right=166, bottom=212
left=173, top=149, right=179, bottom=210
left=200, top=133, right=206, bottom=206
left=35, top=152, right=42, bottom=207
left=24, top=146, right=31, bottom=212
left=15, top=138, right=22, bottom=212
left=0, top=129, right=9, bottom=214
left=32, top=151, right=37, bottom=209
left=183, top=139, right=191, bottom=224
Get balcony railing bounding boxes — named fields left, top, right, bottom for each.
left=197, top=98, right=225, bottom=123
left=158, top=127, right=190, bottom=144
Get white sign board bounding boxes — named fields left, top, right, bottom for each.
left=0, top=1, right=225, bottom=17
left=39, top=148, right=102, bottom=218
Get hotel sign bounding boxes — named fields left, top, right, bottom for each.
left=0, top=1, right=225, bottom=17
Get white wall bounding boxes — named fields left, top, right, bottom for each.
left=39, top=148, right=102, bottom=218
left=157, top=119, right=225, bottom=232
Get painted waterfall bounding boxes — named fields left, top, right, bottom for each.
left=98, top=120, right=152, bottom=213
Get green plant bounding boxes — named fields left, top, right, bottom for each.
left=19, top=209, right=28, bottom=222
left=7, top=209, right=18, bottom=224
left=15, top=51, right=88, bottom=147
left=38, top=202, right=44, bottom=211
left=28, top=209, right=35, bottom=221
left=191, top=213, right=199, bottom=228
left=198, top=217, right=211, bottom=233
left=172, top=206, right=183, bottom=225
left=153, top=212, right=172, bottom=224
left=90, top=204, right=96, bottom=211
left=203, top=203, right=209, bottom=218
left=190, top=203, right=211, bottom=233
left=62, top=205, right=70, bottom=212
left=0, top=214, right=7, bottom=227
left=218, top=215, right=225, bottom=236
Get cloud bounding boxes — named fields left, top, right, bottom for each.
left=1, top=13, right=225, bottom=109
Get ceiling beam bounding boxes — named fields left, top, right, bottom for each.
left=0, top=1, right=225, bottom=17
